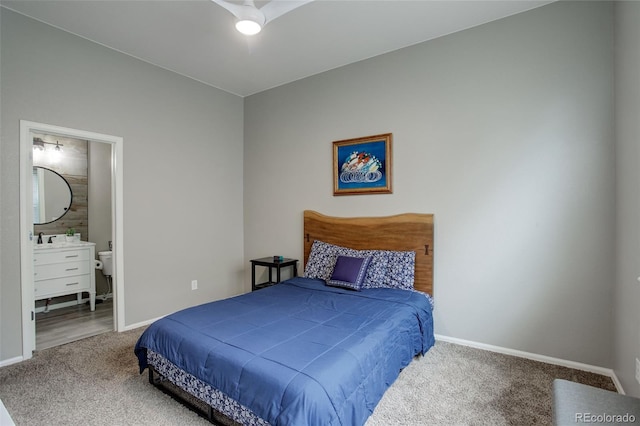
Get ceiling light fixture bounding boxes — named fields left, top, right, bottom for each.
left=235, top=19, right=262, bottom=36
left=234, top=4, right=265, bottom=36
left=213, top=0, right=313, bottom=37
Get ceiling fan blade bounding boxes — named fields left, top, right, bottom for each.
left=260, top=0, right=314, bottom=24
left=211, top=0, right=245, bottom=19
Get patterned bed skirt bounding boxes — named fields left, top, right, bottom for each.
left=147, top=350, right=269, bottom=426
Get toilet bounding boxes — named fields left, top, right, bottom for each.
left=98, top=250, right=113, bottom=277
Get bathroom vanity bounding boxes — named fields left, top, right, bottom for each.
left=34, top=239, right=96, bottom=311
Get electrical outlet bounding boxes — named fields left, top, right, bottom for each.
left=191, top=280, right=198, bottom=290
left=636, top=358, right=640, bottom=385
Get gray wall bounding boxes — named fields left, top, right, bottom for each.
left=244, top=1, right=615, bottom=368
left=614, top=1, right=640, bottom=397
left=0, top=9, right=244, bottom=360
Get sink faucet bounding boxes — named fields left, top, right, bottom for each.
left=37, top=232, right=43, bottom=244
left=48, top=236, right=54, bottom=244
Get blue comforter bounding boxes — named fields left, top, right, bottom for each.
left=135, top=277, right=434, bottom=426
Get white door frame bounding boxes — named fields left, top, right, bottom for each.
left=19, top=120, right=125, bottom=359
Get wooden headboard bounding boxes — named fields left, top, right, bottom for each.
left=303, top=210, right=434, bottom=296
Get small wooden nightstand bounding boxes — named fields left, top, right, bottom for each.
left=250, top=257, right=298, bottom=291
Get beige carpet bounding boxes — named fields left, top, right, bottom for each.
left=0, top=328, right=615, bottom=425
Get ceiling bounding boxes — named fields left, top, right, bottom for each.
left=1, top=0, right=554, bottom=97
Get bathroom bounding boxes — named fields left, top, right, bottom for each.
left=32, top=133, right=114, bottom=350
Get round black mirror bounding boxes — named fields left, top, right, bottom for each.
left=33, top=166, right=73, bottom=225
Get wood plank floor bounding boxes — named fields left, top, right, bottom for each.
left=35, top=299, right=113, bottom=351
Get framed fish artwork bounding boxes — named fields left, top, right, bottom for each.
left=333, top=133, right=392, bottom=196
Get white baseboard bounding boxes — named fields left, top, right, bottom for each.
left=0, top=356, right=24, bottom=368
left=434, top=334, right=625, bottom=395
left=123, top=316, right=164, bottom=332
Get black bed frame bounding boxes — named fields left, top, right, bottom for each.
left=148, top=366, right=236, bottom=426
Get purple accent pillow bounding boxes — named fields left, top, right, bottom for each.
left=326, top=255, right=372, bottom=291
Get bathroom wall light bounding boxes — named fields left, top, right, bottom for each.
left=32, top=137, right=63, bottom=152
left=33, top=138, right=45, bottom=151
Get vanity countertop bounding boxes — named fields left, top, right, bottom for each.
left=34, top=241, right=96, bottom=250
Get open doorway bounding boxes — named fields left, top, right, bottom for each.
left=19, top=121, right=124, bottom=359
left=32, top=134, right=113, bottom=349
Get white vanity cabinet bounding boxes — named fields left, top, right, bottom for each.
left=34, top=242, right=96, bottom=311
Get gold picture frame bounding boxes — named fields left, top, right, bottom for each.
left=333, top=133, right=392, bottom=196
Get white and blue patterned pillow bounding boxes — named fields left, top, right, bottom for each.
left=305, top=240, right=414, bottom=290
left=304, top=240, right=339, bottom=281
left=355, top=249, right=389, bottom=289
left=381, top=250, right=416, bottom=290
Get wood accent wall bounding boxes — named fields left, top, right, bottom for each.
left=33, top=134, right=88, bottom=240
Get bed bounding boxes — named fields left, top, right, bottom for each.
left=135, top=210, right=434, bottom=425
